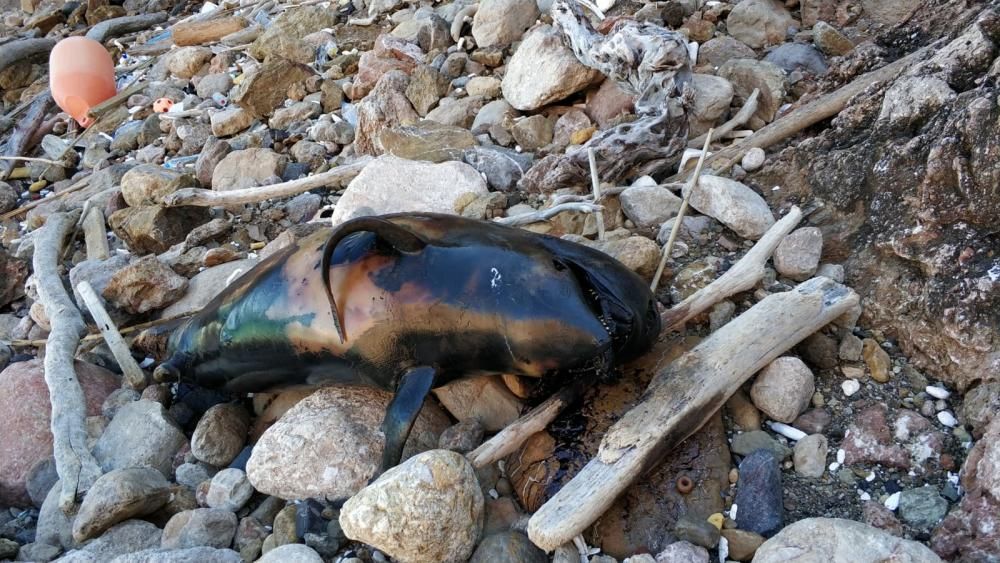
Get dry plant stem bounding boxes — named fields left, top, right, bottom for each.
left=76, top=281, right=147, bottom=390
left=33, top=211, right=103, bottom=512
left=0, top=175, right=92, bottom=220
left=7, top=312, right=195, bottom=348
left=467, top=384, right=582, bottom=469
left=494, top=202, right=604, bottom=227
left=673, top=45, right=934, bottom=179
left=651, top=129, right=714, bottom=292
left=86, top=82, right=145, bottom=122
left=527, top=276, right=860, bottom=550
left=162, top=158, right=372, bottom=207
left=0, top=156, right=64, bottom=166
left=587, top=148, right=606, bottom=241
left=687, top=89, right=758, bottom=149
left=660, top=206, right=803, bottom=332
left=0, top=38, right=57, bottom=74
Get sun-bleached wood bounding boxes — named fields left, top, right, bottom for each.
left=660, top=205, right=803, bottom=332
left=162, top=158, right=372, bottom=207
left=527, top=276, right=859, bottom=550
left=172, top=15, right=248, bottom=46
left=33, top=210, right=103, bottom=511
left=82, top=206, right=110, bottom=261
left=76, top=281, right=146, bottom=390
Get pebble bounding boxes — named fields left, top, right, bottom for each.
left=937, top=411, right=958, bottom=427
left=673, top=514, right=720, bottom=549
left=897, top=486, right=948, bottom=529
left=754, top=518, right=939, bottom=562
left=438, top=420, right=485, bottom=454
left=792, top=434, right=828, bottom=478
left=734, top=450, right=783, bottom=537
left=773, top=227, right=823, bottom=281
left=191, top=403, right=250, bottom=467
left=92, top=400, right=188, bottom=479
left=685, top=175, right=775, bottom=240
left=862, top=338, right=892, bottom=383
left=205, top=468, right=254, bottom=512
left=841, top=379, right=861, bottom=396
left=619, top=185, right=683, bottom=229
left=72, top=467, right=172, bottom=542
left=884, top=491, right=901, bottom=511
left=469, top=531, right=547, bottom=563
left=731, top=430, right=791, bottom=461
left=926, top=386, right=951, bottom=400
left=339, top=450, right=484, bottom=563
left=740, top=148, right=765, bottom=172
left=719, top=529, right=764, bottom=561
left=256, top=544, right=324, bottom=562
left=500, top=26, right=602, bottom=111
left=751, top=357, right=815, bottom=423
left=653, top=541, right=709, bottom=563
left=162, top=508, right=239, bottom=550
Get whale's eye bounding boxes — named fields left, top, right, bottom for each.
left=553, top=259, right=567, bottom=272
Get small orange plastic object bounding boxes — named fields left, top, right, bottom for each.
left=49, top=36, right=117, bottom=127
left=153, top=98, right=174, bottom=113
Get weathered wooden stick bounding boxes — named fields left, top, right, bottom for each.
left=86, top=82, right=145, bottom=123
left=0, top=175, right=91, bottom=221
left=660, top=205, right=802, bottom=332
left=527, top=276, right=859, bottom=550
left=0, top=156, right=64, bottom=166
left=7, top=312, right=195, bottom=348
left=162, top=158, right=372, bottom=207
left=82, top=206, right=110, bottom=261
left=651, top=129, right=713, bottom=292
left=687, top=89, right=759, bottom=149
left=494, top=202, right=603, bottom=227
left=86, top=12, right=169, bottom=43
left=76, top=281, right=147, bottom=390
left=0, top=38, right=57, bottom=74
left=33, top=211, right=104, bottom=512
left=172, top=15, right=248, bottom=45
left=672, top=45, right=934, bottom=179
left=587, top=148, right=606, bottom=241
left=467, top=384, right=582, bottom=469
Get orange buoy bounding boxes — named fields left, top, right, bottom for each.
left=49, top=36, right=117, bottom=127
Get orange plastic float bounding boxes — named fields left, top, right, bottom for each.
left=49, top=36, right=117, bottom=127
left=153, top=98, right=174, bottom=113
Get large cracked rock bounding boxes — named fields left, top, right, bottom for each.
left=751, top=10, right=1000, bottom=391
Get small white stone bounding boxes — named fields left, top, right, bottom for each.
left=730, top=503, right=738, bottom=520
left=842, top=379, right=861, bottom=396
left=859, top=491, right=871, bottom=501
left=937, top=411, right=958, bottom=427
left=828, top=462, right=840, bottom=472
left=718, top=536, right=729, bottom=563
left=884, top=491, right=901, bottom=511
left=926, top=386, right=951, bottom=400
left=865, top=472, right=876, bottom=482
left=836, top=449, right=846, bottom=464
left=741, top=147, right=766, bottom=171
left=768, top=421, right=807, bottom=441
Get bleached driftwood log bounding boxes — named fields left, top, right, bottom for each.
left=527, top=276, right=859, bottom=550
left=86, top=12, right=168, bottom=43
left=163, top=158, right=371, bottom=207
left=0, top=38, right=56, bottom=74
left=171, top=15, right=248, bottom=46
left=76, top=281, right=146, bottom=391
left=519, top=0, right=692, bottom=192
left=467, top=385, right=581, bottom=469
left=33, top=211, right=103, bottom=511
left=81, top=206, right=110, bottom=261
left=660, top=206, right=803, bottom=332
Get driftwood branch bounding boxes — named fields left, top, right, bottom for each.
left=86, top=12, right=169, bottom=43
left=674, top=45, right=934, bottom=179
left=587, top=148, right=606, bottom=241
left=76, top=281, right=147, bottom=391
left=687, top=89, right=759, bottom=149
left=162, top=158, right=372, bottom=207
left=660, top=205, right=803, bottom=332
left=467, top=385, right=582, bottom=469
left=527, top=276, right=859, bottom=550
left=0, top=175, right=91, bottom=221
left=81, top=206, right=110, bottom=261
left=651, top=129, right=713, bottom=292
left=32, top=211, right=103, bottom=512
left=171, top=15, right=248, bottom=46
left=0, top=38, right=56, bottom=74
left=494, top=202, right=603, bottom=227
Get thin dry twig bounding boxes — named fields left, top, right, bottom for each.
left=76, top=281, right=147, bottom=390
left=494, top=202, right=604, bottom=227
left=587, top=148, right=606, bottom=242
left=650, top=128, right=714, bottom=292
left=0, top=156, right=65, bottom=166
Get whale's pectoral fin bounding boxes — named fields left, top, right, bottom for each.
left=375, top=366, right=437, bottom=479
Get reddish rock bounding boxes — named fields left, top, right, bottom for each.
left=842, top=405, right=945, bottom=471
left=0, top=249, right=28, bottom=308
left=351, top=35, right=424, bottom=100
left=931, top=492, right=1000, bottom=561
left=862, top=501, right=904, bottom=537
left=0, top=359, right=119, bottom=506
left=584, top=79, right=635, bottom=129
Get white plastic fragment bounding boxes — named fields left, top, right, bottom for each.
left=836, top=449, right=846, bottom=464
left=768, top=421, right=807, bottom=441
